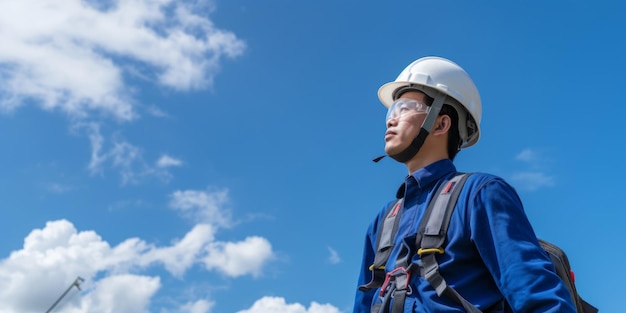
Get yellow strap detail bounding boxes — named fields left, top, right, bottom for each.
left=417, top=247, right=445, bottom=255
left=369, top=264, right=386, bottom=271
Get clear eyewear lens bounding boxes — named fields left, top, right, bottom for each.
left=386, top=99, right=430, bottom=121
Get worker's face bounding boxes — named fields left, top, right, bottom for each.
left=384, top=91, right=429, bottom=156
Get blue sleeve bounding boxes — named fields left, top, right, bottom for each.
left=353, top=212, right=382, bottom=313
left=469, top=177, right=577, bottom=313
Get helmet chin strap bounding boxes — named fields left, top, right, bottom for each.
left=373, top=92, right=446, bottom=163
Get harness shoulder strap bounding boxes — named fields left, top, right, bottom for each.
left=416, top=173, right=482, bottom=313
left=359, top=198, right=403, bottom=291
left=418, top=173, right=470, bottom=254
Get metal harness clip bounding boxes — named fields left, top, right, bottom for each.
left=379, top=267, right=412, bottom=297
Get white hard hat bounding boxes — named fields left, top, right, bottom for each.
left=378, top=56, right=482, bottom=148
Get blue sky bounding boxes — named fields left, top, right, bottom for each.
left=0, top=1, right=623, bottom=312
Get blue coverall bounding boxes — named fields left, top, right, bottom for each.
left=353, top=159, right=577, bottom=313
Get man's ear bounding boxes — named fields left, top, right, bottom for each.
left=432, top=115, right=451, bottom=135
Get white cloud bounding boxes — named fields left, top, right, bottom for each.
left=236, top=297, right=342, bottom=313
left=157, top=155, right=183, bottom=168
left=510, top=171, right=555, bottom=191
left=0, top=0, right=245, bottom=120
left=140, top=224, right=216, bottom=278
left=82, top=122, right=107, bottom=174
left=68, top=275, right=161, bottom=313
left=110, top=140, right=144, bottom=183
left=169, top=188, right=276, bottom=277
left=0, top=1, right=244, bottom=184
left=74, top=122, right=177, bottom=184
left=511, top=148, right=556, bottom=191
left=44, top=182, right=74, bottom=193
left=515, top=148, right=539, bottom=163
left=145, top=105, right=170, bottom=118
left=0, top=218, right=276, bottom=313
left=203, top=236, right=274, bottom=278
left=327, top=247, right=341, bottom=265
left=177, top=300, right=215, bottom=313
left=169, top=188, right=232, bottom=227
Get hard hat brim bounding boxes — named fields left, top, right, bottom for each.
left=378, top=81, right=458, bottom=108
left=378, top=82, right=418, bottom=108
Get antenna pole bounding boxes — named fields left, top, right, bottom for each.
left=45, top=276, right=84, bottom=313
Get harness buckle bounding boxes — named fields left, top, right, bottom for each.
left=379, top=267, right=412, bottom=296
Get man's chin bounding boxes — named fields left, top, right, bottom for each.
left=384, top=145, right=402, bottom=157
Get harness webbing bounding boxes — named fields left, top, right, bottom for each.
left=414, top=173, right=480, bottom=313
left=361, top=173, right=478, bottom=313
left=359, top=199, right=403, bottom=292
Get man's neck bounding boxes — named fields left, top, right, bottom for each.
left=405, top=154, right=449, bottom=174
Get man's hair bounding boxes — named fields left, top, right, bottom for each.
left=439, top=104, right=461, bottom=160
left=399, top=90, right=462, bottom=160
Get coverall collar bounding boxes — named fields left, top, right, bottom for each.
left=395, top=159, right=457, bottom=199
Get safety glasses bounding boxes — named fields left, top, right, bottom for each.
left=386, top=98, right=430, bottom=122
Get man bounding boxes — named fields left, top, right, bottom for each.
left=353, top=57, right=576, bottom=313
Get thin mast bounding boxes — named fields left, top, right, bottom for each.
left=45, top=276, right=84, bottom=313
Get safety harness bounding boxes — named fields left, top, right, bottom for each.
left=358, top=173, right=598, bottom=313
left=359, top=173, right=474, bottom=313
